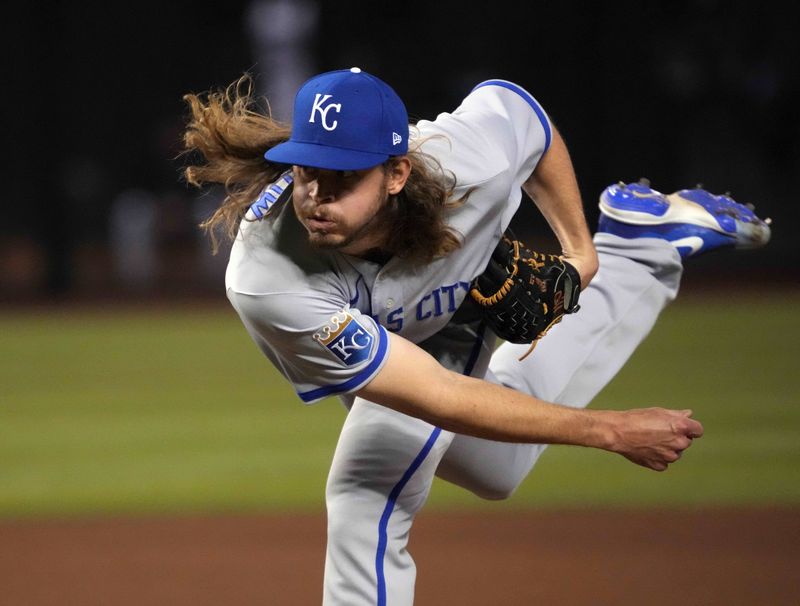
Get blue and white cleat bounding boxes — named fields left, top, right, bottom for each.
left=598, top=179, right=772, bottom=258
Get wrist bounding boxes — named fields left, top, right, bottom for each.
left=562, top=247, right=599, bottom=290
left=584, top=409, right=620, bottom=452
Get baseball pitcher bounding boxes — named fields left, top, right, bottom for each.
left=183, top=67, right=770, bottom=605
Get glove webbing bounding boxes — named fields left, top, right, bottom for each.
left=470, top=239, right=521, bottom=307
left=470, top=237, right=574, bottom=361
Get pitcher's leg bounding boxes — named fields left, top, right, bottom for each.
left=437, top=235, right=682, bottom=498
left=435, top=368, right=548, bottom=500
left=323, top=398, right=453, bottom=606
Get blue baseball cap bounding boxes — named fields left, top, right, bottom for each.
left=264, top=67, right=409, bottom=171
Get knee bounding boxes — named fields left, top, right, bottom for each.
left=444, top=473, right=519, bottom=501
left=326, top=499, right=354, bottom=541
left=471, top=481, right=518, bottom=502
left=326, top=474, right=387, bottom=542
left=326, top=489, right=367, bottom=545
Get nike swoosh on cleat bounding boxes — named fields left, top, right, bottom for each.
left=670, top=236, right=705, bottom=256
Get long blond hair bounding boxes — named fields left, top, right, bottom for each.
left=182, top=75, right=465, bottom=263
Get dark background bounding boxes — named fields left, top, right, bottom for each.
left=1, top=0, right=797, bottom=301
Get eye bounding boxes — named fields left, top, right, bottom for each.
left=337, top=170, right=357, bottom=179
left=295, top=166, right=318, bottom=180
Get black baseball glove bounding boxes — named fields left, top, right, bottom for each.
left=470, top=234, right=582, bottom=359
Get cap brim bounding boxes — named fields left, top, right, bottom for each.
left=265, top=141, right=389, bottom=171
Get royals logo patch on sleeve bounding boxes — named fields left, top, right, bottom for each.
left=313, top=311, right=375, bottom=366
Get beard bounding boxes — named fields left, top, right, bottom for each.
left=303, top=183, right=391, bottom=253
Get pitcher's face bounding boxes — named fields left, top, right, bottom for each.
left=292, top=164, right=392, bottom=256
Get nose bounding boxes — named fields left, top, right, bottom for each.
left=308, top=171, right=337, bottom=204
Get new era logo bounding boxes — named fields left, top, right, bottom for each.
left=392, top=132, right=402, bottom=146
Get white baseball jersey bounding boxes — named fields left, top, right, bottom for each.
left=226, top=81, right=552, bottom=404
left=223, top=77, right=687, bottom=605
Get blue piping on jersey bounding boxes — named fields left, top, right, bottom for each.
left=349, top=273, right=372, bottom=312
left=375, top=322, right=486, bottom=605
left=347, top=271, right=373, bottom=316
left=348, top=274, right=361, bottom=307
left=462, top=321, right=487, bottom=376
left=296, top=325, right=389, bottom=403
left=472, top=80, right=552, bottom=153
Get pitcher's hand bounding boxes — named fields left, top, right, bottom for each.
left=607, top=408, right=704, bottom=471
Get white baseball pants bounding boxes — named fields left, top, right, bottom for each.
left=323, top=234, right=683, bottom=605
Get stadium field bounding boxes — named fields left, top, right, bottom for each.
left=1, top=292, right=799, bottom=518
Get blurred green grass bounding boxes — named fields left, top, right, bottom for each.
left=1, top=293, right=799, bottom=518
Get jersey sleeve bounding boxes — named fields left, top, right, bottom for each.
left=228, top=290, right=390, bottom=404
left=416, top=79, right=552, bottom=190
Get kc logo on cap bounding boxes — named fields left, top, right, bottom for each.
left=264, top=67, right=409, bottom=171
left=309, top=94, right=341, bottom=132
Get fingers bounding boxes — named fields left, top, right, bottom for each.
left=663, top=433, right=694, bottom=467
left=685, top=418, right=704, bottom=438
left=658, top=434, right=695, bottom=469
left=674, top=435, right=692, bottom=451
left=646, top=451, right=681, bottom=472
left=681, top=410, right=704, bottom=438
left=648, top=436, right=694, bottom=471
left=621, top=407, right=705, bottom=472
left=672, top=410, right=705, bottom=439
